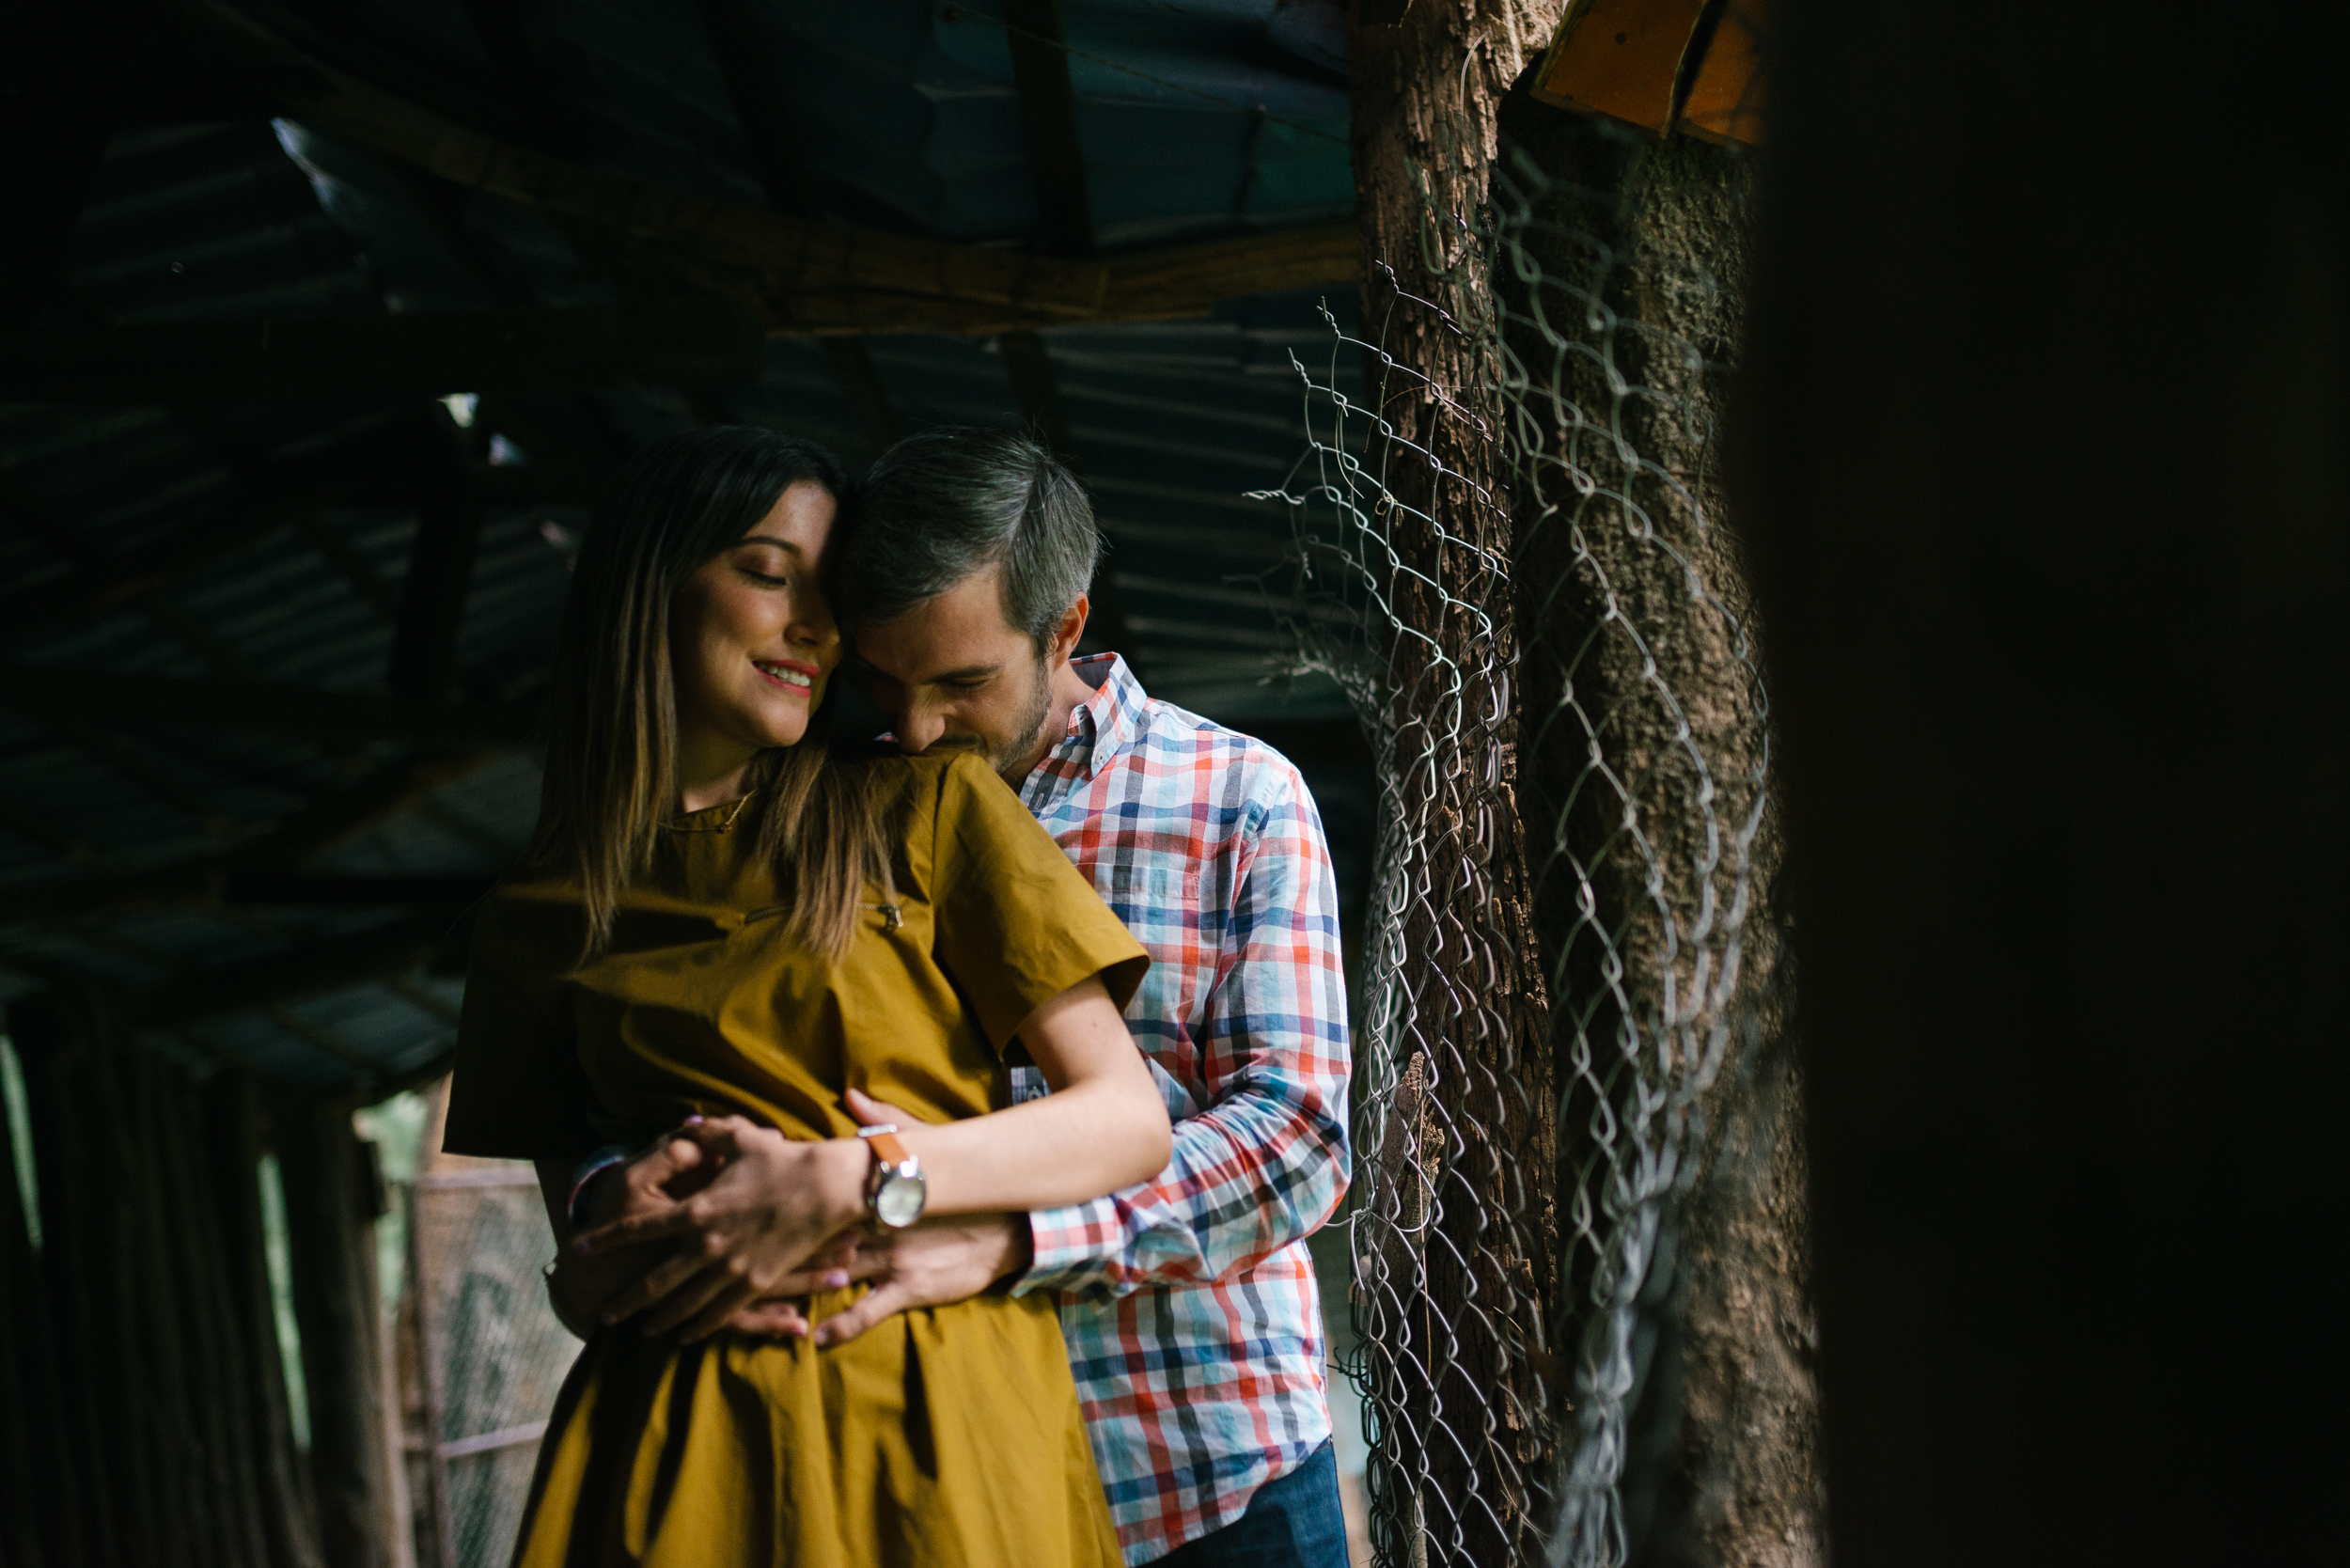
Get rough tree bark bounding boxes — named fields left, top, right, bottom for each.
left=1494, top=100, right=1823, bottom=1567
left=1346, top=4, right=1567, bottom=1564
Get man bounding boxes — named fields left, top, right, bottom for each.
left=564, top=427, right=1353, bottom=1565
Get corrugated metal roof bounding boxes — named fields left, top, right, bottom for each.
left=0, top=0, right=1367, bottom=1095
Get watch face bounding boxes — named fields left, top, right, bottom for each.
left=874, top=1170, right=926, bottom=1229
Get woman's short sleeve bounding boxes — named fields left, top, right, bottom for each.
left=929, top=753, right=1150, bottom=1050
left=441, top=891, right=602, bottom=1160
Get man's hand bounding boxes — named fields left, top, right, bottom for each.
left=790, top=1086, right=1030, bottom=1347
left=805, top=1213, right=1031, bottom=1347
left=574, top=1116, right=870, bottom=1342
left=546, top=1131, right=713, bottom=1338
left=579, top=1126, right=714, bottom=1229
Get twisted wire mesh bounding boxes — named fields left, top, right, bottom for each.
left=409, top=1169, right=577, bottom=1568
left=1260, top=130, right=1772, bottom=1568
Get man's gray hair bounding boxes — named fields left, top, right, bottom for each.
left=842, top=427, right=1103, bottom=650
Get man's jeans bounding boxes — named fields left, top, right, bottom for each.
left=1157, top=1441, right=1350, bottom=1568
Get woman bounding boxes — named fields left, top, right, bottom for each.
left=440, top=426, right=1169, bottom=1567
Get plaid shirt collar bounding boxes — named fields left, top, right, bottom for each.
left=1022, top=652, right=1145, bottom=800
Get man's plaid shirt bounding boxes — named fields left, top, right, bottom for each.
left=1010, top=654, right=1353, bottom=1562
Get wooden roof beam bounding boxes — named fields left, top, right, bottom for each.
left=172, top=0, right=1355, bottom=337
left=1001, top=0, right=1094, bottom=259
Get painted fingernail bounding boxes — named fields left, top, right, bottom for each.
left=684, top=1114, right=704, bottom=1125
left=822, top=1270, right=849, bottom=1289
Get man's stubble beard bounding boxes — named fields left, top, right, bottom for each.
left=988, top=657, right=1055, bottom=784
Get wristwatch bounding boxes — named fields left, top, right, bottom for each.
left=857, top=1121, right=927, bottom=1229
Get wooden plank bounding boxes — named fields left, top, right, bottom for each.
left=1676, top=0, right=1768, bottom=146
left=1529, top=0, right=1707, bottom=134
left=178, top=0, right=1354, bottom=336
left=1000, top=0, right=1094, bottom=258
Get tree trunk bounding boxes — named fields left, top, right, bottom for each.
left=278, top=1099, right=395, bottom=1568
left=1346, top=4, right=1568, bottom=1564
left=1492, top=102, right=1822, bottom=1567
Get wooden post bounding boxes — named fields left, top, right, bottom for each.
left=1345, top=5, right=1567, bottom=1563
left=0, top=1014, right=70, bottom=1568
left=12, top=989, right=151, bottom=1567
left=277, top=1099, right=396, bottom=1568
left=385, top=417, right=486, bottom=707
left=203, top=1075, right=326, bottom=1568
left=154, top=1068, right=273, bottom=1568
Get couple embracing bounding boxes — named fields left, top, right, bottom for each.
left=443, top=425, right=1353, bottom=1567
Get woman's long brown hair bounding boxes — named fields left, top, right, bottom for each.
left=528, top=425, right=890, bottom=961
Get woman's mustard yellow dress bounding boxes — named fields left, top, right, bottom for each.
left=441, top=751, right=1148, bottom=1568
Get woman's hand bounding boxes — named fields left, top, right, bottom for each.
left=572, top=1116, right=870, bottom=1342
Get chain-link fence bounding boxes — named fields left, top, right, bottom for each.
left=1261, top=115, right=1804, bottom=1568
left=406, top=1166, right=578, bottom=1568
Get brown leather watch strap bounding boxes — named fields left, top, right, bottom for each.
left=857, top=1123, right=911, bottom=1166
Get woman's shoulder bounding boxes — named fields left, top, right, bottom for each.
left=864, top=748, right=1004, bottom=812
left=830, top=745, right=971, bottom=812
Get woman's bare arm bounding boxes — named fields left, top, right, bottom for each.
left=575, top=975, right=1168, bottom=1340
left=869, top=976, right=1170, bottom=1213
